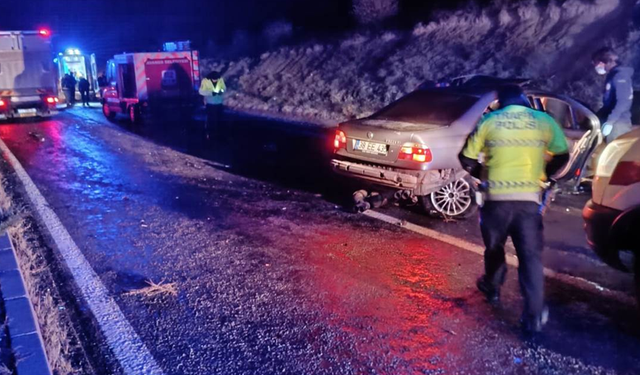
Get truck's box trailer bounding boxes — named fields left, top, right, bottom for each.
left=0, top=30, right=58, bottom=119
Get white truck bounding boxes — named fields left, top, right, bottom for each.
left=0, top=29, right=59, bottom=120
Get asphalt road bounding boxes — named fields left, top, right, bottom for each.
left=0, top=106, right=639, bottom=374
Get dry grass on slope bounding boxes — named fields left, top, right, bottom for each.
left=0, top=170, right=95, bottom=374
left=204, top=0, right=637, bottom=122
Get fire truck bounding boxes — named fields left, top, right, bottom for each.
left=102, top=42, right=201, bottom=123
left=56, top=48, right=99, bottom=100
left=0, top=29, right=59, bottom=120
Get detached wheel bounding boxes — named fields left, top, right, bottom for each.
left=422, top=177, right=477, bottom=219
left=102, top=103, right=116, bottom=120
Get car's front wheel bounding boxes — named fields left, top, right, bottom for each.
left=422, top=177, right=478, bottom=219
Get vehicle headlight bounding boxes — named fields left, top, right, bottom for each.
left=595, top=138, right=637, bottom=178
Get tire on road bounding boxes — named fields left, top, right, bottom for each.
left=102, top=102, right=116, bottom=121
left=129, top=104, right=142, bottom=125
left=422, top=176, right=478, bottom=219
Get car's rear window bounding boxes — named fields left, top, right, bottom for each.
left=372, top=90, right=479, bottom=125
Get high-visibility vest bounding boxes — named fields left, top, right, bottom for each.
left=199, top=78, right=226, bottom=105
left=462, top=105, right=569, bottom=203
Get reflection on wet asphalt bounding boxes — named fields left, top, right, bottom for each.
left=0, top=107, right=639, bottom=374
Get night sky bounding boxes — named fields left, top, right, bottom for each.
left=1, top=0, right=466, bottom=67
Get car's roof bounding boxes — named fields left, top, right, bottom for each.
left=417, top=85, right=574, bottom=102
left=416, top=86, right=493, bottom=97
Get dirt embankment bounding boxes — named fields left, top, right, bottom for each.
left=203, top=0, right=639, bottom=123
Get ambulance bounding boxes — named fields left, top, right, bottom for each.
left=56, top=48, right=99, bottom=100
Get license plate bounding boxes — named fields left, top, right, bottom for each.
left=17, top=108, right=37, bottom=117
left=354, top=140, right=388, bottom=155
left=12, top=96, right=40, bottom=102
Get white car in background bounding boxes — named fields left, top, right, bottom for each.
left=583, top=127, right=640, bottom=303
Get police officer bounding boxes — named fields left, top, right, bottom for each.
left=458, top=85, right=569, bottom=332
left=592, top=47, right=635, bottom=143
left=198, top=71, right=226, bottom=141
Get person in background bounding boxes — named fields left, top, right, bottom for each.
left=458, top=85, right=569, bottom=333
left=592, top=47, right=635, bottom=143
left=198, top=71, right=226, bottom=140
left=78, top=77, right=91, bottom=107
left=66, top=72, right=77, bottom=107
left=97, top=73, right=108, bottom=97
left=62, top=73, right=74, bottom=107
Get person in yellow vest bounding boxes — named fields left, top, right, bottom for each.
left=199, top=71, right=226, bottom=140
left=459, top=85, right=569, bottom=333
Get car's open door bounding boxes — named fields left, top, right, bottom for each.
left=528, top=93, right=603, bottom=192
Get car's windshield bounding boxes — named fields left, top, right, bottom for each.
left=372, top=90, right=479, bottom=125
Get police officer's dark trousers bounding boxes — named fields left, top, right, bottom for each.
left=480, top=201, right=544, bottom=319
left=205, top=104, right=224, bottom=141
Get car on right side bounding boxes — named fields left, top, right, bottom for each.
left=582, top=127, right=640, bottom=303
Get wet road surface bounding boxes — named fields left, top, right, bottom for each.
left=0, top=106, right=639, bottom=374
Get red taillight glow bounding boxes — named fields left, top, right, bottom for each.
left=38, top=29, right=51, bottom=37
left=399, top=146, right=432, bottom=163
left=334, top=130, right=347, bottom=149
left=0, top=99, right=5, bottom=107
left=45, top=97, right=58, bottom=104
left=609, top=161, right=640, bottom=186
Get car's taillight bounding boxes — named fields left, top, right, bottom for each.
left=45, top=96, right=59, bottom=104
left=0, top=99, right=5, bottom=107
left=609, top=161, right=640, bottom=186
left=334, top=130, right=347, bottom=149
left=398, top=144, right=432, bottom=163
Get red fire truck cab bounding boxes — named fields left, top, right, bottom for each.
left=102, top=47, right=201, bottom=123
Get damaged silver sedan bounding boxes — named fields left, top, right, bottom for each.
left=332, top=80, right=602, bottom=218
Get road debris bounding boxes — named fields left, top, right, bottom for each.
left=124, top=279, right=178, bottom=298
left=28, top=132, right=45, bottom=142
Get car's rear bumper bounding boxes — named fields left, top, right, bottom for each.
left=331, top=158, right=422, bottom=190
left=582, top=200, right=626, bottom=270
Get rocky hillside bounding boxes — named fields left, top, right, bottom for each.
left=203, top=0, right=639, bottom=123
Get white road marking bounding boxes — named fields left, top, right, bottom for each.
left=364, top=210, right=635, bottom=303
left=0, top=138, right=165, bottom=375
